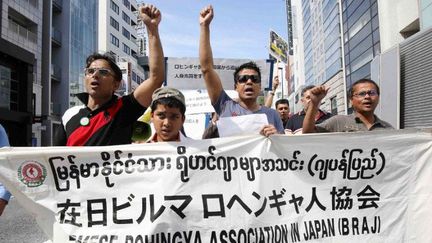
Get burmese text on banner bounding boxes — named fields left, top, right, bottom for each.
left=0, top=129, right=431, bottom=242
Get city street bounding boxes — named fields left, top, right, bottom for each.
left=0, top=198, right=48, bottom=243
left=0, top=0, right=431, bottom=242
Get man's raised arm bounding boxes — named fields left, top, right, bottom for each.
left=134, top=4, right=165, bottom=107
left=302, top=86, right=329, bottom=133
left=264, top=76, right=279, bottom=108
left=199, top=5, right=223, bottom=104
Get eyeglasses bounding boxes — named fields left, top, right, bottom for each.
left=84, top=68, right=113, bottom=77
left=353, top=89, right=379, bottom=98
left=237, top=74, right=260, bottom=84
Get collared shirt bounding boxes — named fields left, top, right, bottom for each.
left=54, top=93, right=146, bottom=146
left=316, top=113, right=394, bottom=132
left=0, top=124, right=11, bottom=202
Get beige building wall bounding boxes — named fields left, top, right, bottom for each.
left=321, top=71, right=346, bottom=115
left=378, top=0, right=420, bottom=52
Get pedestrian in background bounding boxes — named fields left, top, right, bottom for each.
left=286, top=85, right=332, bottom=134
left=264, top=76, right=291, bottom=128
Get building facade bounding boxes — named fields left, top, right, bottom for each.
left=0, top=0, right=42, bottom=146
left=301, top=0, right=346, bottom=115
left=40, top=0, right=98, bottom=145
left=341, top=0, right=380, bottom=109
left=370, top=0, right=432, bottom=129
left=286, top=0, right=307, bottom=113
left=98, top=0, right=145, bottom=96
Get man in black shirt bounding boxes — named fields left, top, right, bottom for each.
left=285, top=85, right=332, bottom=134
left=54, top=4, right=165, bottom=146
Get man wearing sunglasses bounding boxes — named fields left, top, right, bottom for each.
left=302, top=79, right=393, bottom=133
left=199, top=5, right=284, bottom=136
left=54, top=4, right=165, bottom=146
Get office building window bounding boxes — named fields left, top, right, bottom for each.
left=132, top=71, right=137, bottom=82
left=122, top=11, right=130, bottom=25
left=0, top=66, right=11, bottom=109
left=110, top=0, right=119, bottom=14
left=122, top=27, right=130, bottom=39
left=110, top=17, right=119, bottom=31
left=123, top=0, right=130, bottom=9
left=330, top=96, right=338, bottom=115
left=110, top=34, right=119, bottom=47
left=123, top=43, right=130, bottom=55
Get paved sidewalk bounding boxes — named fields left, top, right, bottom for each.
left=0, top=198, right=49, bottom=243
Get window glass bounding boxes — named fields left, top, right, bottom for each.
left=110, top=17, right=119, bottom=30
left=122, top=11, right=130, bottom=24
left=330, top=96, right=338, bottom=115
left=123, top=43, right=130, bottom=55
left=122, top=27, right=130, bottom=39
left=110, top=0, right=119, bottom=14
left=110, top=34, right=119, bottom=47
left=349, top=22, right=371, bottom=49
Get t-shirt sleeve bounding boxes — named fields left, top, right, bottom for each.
left=262, top=107, right=284, bottom=134
left=212, top=90, right=230, bottom=115
left=121, top=93, right=148, bottom=124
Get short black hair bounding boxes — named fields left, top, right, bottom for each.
left=349, top=78, right=380, bottom=98
left=233, top=61, right=261, bottom=88
left=151, top=97, right=186, bottom=116
left=301, top=85, right=316, bottom=97
left=275, top=99, right=289, bottom=108
left=85, top=52, right=122, bottom=82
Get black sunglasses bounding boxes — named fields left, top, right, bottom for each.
left=237, top=74, right=260, bottom=84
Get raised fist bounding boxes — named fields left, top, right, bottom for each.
left=199, top=5, right=214, bottom=26
left=139, top=4, right=161, bottom=30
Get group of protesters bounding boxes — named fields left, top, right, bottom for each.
left=266, top=76, right=392, bottom=135
left=0, top=4, right=393, bottom=217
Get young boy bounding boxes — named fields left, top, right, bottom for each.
left=148, top=87, right=189, bottom=142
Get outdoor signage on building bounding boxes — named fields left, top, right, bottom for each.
left=269, top=30, right=289, bottom=63
left=166, top=57, right=273, bottom=90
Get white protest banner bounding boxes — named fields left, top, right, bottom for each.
left=0, top=129, right=432, bottom=242
left=166, top=57, right=273, bottom=90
